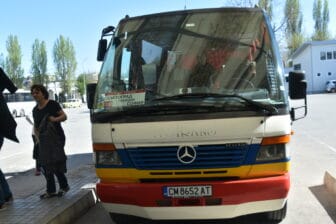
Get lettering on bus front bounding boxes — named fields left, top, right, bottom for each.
left=176, top=130, right=217, bottom=138
left=104, top=90, right=145, bottom=108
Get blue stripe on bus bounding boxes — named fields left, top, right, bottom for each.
left=95, top=143, right=289, bottom=169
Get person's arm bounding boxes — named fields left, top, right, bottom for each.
left=33, top=126, right=39, bottom=143
left=49, top=109, right=67, bottom=123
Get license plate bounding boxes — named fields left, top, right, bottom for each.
left=163, top=185, right=212, bottom=198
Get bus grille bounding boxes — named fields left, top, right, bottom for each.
left=126, top=144, right=248, bottom=170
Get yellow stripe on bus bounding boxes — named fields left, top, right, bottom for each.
left=247, top=162, right=290, bottom=178
left=96, top=162, right=289, bottom=183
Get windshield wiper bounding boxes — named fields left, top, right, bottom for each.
left=153, top=93, right=278, bottom=114
left=224, top=94, right=278, bottom=114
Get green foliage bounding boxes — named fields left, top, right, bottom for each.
left=313, top=0, right=322, bottom=31
left=0, top=53, right=4, bottom=68
left=288, top=33, right=305, bottom=55
left=53, top=35, right=77, bottom=96
left=284, top=0, right=304, bottom=55
left=76, top=73, right=86, bottom=97
left=312, top=30, right=330, bottom=41
left=285, top=0, right=302, bottom=35
left=258, top=0, right=273, bottom=20
left=225, top=0, right=289, bottom=36
left=5, top=35, right=24, bottom=88
left=226, top=0, right=256, bottom=7
left=31, top=39, right=48, bottom=86
left=322, top=0, right=329, bottom=28
left=225, top=0, right=273, bottom=18
left=312, top=0, right=330, bottom=40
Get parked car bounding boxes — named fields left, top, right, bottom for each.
left=62, top=99, right=82, bottom=108
left=326, top=80, right=336, bottom=93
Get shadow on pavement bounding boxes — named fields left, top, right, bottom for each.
left=147, top=214, right=279, bottom=224
left=110, top=213, right=281, bottom=224
left=309, top=184, right=336, bottom=223
left=4, top=153, right=94, bottom=199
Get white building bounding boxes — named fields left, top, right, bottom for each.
left=290, top=40, right=336, bottom=93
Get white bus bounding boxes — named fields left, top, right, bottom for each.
left=3, top=89, right=36, bottom=117
left=87, top=7, right=307, bottom=223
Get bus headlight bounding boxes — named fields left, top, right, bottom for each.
left=256, top=144, right=287, bottom=162
left=95, top=151, right=122, bottom=165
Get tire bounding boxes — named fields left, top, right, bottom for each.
left=110, top=213, right=151, bottom=224
left=266, top=202, right=287, bottom=222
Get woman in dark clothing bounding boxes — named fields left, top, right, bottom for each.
left=25, top=115, right=41, bottom=176
left=31, top=84, right=70, bottom=199
left=32, top=134, right=41, bottom=176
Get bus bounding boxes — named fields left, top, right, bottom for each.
left=86, top=7, right=307, bottom=223
left=3, top=89, right=36, bottom=117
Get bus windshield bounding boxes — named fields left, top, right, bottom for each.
left=94, top=9, right=288, bottom=117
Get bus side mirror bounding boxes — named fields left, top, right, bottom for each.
left=86, top=83, right=97, bottom=109
left=97, top=39, right=107, bottom=61
left=288, top=71, right=307, bottom=121
left=288, top=71, right=306, bottom=99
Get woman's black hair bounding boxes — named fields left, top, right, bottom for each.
left=30, top=84, right=49, bottom=99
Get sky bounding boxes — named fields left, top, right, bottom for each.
left=0, top=0, right=335, bottom=77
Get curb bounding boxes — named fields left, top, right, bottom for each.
left=45, top=189, right=97, bottom=224
left=323, top=171, right=336, bottom=195
left=0, top=163, right=98, bottom=224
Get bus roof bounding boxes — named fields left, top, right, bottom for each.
left=118, top=7, right=265, bottom=24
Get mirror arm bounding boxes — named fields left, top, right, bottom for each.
left=290, top=96, right=307, bottom=121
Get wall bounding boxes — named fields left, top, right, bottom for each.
left=292, top=46, right=313, bottom=93
left=311, top=44, right=336, bottom=93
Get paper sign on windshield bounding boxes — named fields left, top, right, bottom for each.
left=104, top=90, right=145, bottom=108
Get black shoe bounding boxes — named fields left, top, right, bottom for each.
left=0, top=203, right=7, bottom=211
left=57, top=186, right=70, bottom=197
left=5, top=195, right=13, bottom=204
left=40, top=192, right=57, bottom=199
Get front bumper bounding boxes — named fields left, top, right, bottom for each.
left=97, top=174, right=289, bottom=220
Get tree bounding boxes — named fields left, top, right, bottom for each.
left=284, top=0, right=304, bottom=55
left=226, top=0, right=256, bottom=7
left=224, top=0, right=286, bottom=34
left=0, top=53, right=4, bottom=68
left=322, top=0, right=329, bottom=36
left=53, top=35, right=77, bottom=98
left=225, top=0, right=272, bottom=17
left=312, top=0, right=330, bottom=40
left=224, top=0, right=289, bottom=57
left=258, top=0, right=273, bottom=20
left=5, top=35, right=24, bottom=88
left=31, top=39, right=48, bottom=86
left=76, top=73, right=87, bottom=102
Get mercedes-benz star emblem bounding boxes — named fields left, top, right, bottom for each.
left=177, top=146, right=196, bottom=164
